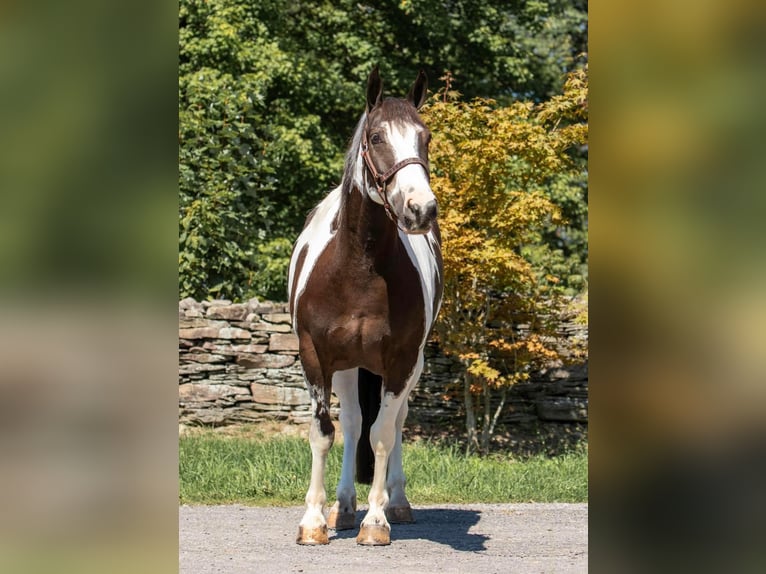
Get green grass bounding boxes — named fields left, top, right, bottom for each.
left=179, top=431, right=587, bottom=505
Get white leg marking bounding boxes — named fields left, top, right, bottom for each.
left=298, top=398, right=334, bottom=535
left=361, top=354, right=424, bottom=531
left=332, top=369, right=360, bottom=515
left=386, top=399, right=410, bottom=510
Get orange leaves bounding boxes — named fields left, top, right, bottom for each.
left=490, top=334, right=559, bottom=364
left=467, top=359, right=502, bottom=384
left=537, top=65, right=589, bottom=126
left=423, top=68, right=588, bottom=392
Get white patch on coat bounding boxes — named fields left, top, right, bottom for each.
left=398, top=229, right=442, bottom=336
left=288, top=185, right=343, bottom=331
left=331, top=368, right=361, bottom=512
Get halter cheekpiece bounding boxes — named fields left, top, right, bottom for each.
left=360, top=123, right=429, bottom=224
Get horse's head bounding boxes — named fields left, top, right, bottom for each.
left=360, top=67, right=437, bottom=234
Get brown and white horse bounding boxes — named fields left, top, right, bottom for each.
left=288, top=67, right=443, bottom=546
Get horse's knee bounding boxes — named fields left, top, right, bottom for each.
left=309, top=408, right=334, bottom=453
left=369, top=399, right=403, bottom=450
left=339, top=406, right=362, bottom=436
left=396, top=401, right=409, bottom=426
left=369, top=426, right=395, bottom=457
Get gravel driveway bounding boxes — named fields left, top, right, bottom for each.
left=180, top=503, right=587, bottom=573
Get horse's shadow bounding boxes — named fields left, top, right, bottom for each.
left=332, top=508, right=488, bottom=552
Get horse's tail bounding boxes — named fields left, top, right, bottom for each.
left=356, top=368, right=382, bottom=484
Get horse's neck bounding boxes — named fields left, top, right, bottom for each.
left=338, top=183, right=398, bottom=262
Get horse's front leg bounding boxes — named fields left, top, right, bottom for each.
left=385, top=399, right=415, bottom=524
left=327, top=369, right=360, bottom=530
left=357, top=356, right=423, bottom=546
left=296, top=344, right=335, bottom=545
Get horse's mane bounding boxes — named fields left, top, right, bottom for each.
left=341, top=111, right=367, bottom=193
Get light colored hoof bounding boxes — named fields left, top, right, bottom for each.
left=327, top=507, right=356, bottom=530
left=296, top=525, right=329, bottom=545
left=356, top=524, right=391, bottom=546
left=386, top=505, right=415, bottom=524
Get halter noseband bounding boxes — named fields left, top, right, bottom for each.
left=360, top=126, right=429, bottom=224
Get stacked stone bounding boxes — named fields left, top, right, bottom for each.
left=407, top=341, right=464, bottom=423
left=178, top=298, right=587, bottom=428
left=178, top=298, right=334, bottom=425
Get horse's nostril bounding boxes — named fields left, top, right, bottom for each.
left=423, top=199, right=437, bottom=220
left=408, top=199, right=421, bottom=218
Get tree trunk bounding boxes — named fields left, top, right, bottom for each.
left=488, top=385, right=508, bottom=440
left=480, top=378, right=491, bottom=454
left=463, top=372, right=478, bottom=455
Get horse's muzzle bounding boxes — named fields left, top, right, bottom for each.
left=404, top=198, right=438, bottom=234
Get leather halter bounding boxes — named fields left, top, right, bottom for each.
left=360, top=126, right=429, bottom=224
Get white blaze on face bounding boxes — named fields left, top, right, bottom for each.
left=380, top=120, right=434, bottom=214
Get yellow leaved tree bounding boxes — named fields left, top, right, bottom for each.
left=423, top=68, right=588, bottom=454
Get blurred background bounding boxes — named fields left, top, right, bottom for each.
left=0, top=1, right=178, bottom=572
left=591, top=0, right=766, bottom=571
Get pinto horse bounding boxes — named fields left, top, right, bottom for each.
left=288, top=67, right=443, bottom=546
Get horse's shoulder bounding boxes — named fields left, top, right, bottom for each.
left=298, top=187, right=342, bottom=237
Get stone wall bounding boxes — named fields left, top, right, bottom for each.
left=178, top=298, right=588, bottom=427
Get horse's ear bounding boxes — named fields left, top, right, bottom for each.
left=366, top=66, right=383, bottom=113
left=407, top=70, right=428, bottom=110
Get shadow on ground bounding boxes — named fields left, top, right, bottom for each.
left=331, top=508, right=488, bottom=552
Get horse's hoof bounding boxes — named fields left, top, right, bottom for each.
left=356, top=524, right=391, bottom=546
left=386, top=505, right=415, bottom=524
left=296, top=525, right=329, bottom=545
left=328, top=508, right=356, bottom=530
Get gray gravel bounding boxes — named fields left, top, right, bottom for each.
left=180, top=503, right=588, bottom=573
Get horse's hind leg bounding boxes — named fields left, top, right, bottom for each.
left=296, top=344, right=334, bottom=545
left=385, top=399, right=415, bottom=524
left=327, top=368, right=360, bottom=530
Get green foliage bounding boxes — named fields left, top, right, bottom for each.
left=178, top=0, right=588, bottom=301
left=179, top=432, right=588, bottom=504
left=398, top=0, right=588, bottom=101
left=251, top=238, right=294, bottom=302
left=179, top=0, right=341, bottom=301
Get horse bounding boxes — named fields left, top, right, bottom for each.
left=287, top=66, right=443, bottom=546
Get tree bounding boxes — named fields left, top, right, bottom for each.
left=423, top=67, right=587, bottom=453
left=397, top=0, right=588, bottom=102
left=178, top=0, right=341, bottom=300
left=178, top=0, right=588, bottom=301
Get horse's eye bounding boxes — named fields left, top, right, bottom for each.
left=370, top=133, right=382, bottom=145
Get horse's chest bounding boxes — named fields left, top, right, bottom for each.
left=298, top=240, right=425, bottom=354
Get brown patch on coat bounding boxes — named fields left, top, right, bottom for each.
left=294, top=185, right=425, bottom=397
